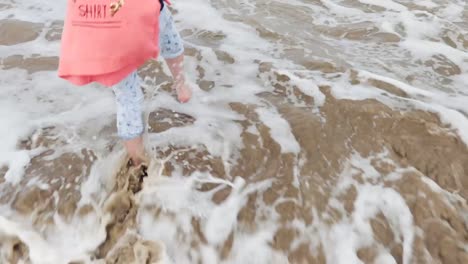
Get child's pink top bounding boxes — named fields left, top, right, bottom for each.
left=58, top=0, right=162, bottom=87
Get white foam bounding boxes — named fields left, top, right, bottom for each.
left=410, top=99, right=468, bottom=146
left=358, top=0, right=407, bottom=12
left=1, top=0, right=467, bottom=263
left=204, top=178, right=245, bottom=245
left=0, top=102, right=33, bottom=184
left=223, top=229, right=288, bottom=264
left=438, top=3, right=465, bottom=21
left=137, top=160, right=276, bottom=263
left=328, top=69, right=468, bottom=146
left=400, top=38, right=468, bottom=66
left=175, top=0, right=270, bottom=50
left=353, top=186, right=414, bottom=264
left=200, top=245, right=218, bottom=264
left=414, top=0, right=438, bottom=9
left=256, top=107, right=301, bottom=154
left=0, top=210, right=109, bottom=263
left=321, top=0, right=365, bottom=17
left=276, top=69, right=326, bottom=107
left=357, top=70, right=435, bottom=97
left=374, top=251, right=397, bottom=264
left=319, top=153, right=415, bottom=264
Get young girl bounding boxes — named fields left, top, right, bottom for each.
left=59, top=0, right=191, bottom=165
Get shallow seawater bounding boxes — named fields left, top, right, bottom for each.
left=0, top=0, right=467, bottom=263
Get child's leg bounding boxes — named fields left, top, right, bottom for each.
left=159, top=6, right=192, bottom=103
left=113, top=71, right=146, bottom=165
left=165, top=55, right=192, bottom=103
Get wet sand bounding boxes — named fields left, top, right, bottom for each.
left=0, top=1, right=468, bottom=263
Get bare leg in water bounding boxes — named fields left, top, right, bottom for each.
left=121, top=6, right=191, bottom=164
left=124, top=137, right=146, bottom=166
left=113, top=71, right=147, bottom=166
left=123, top=56, right=191, bottom=165
left=121, top=55, right=191, bottom=165
left=165, top=54, right=192, bottom=103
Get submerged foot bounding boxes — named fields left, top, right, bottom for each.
left=123, top=136, right=147, bottom=166
left=174, top=80, right=192, bottom=103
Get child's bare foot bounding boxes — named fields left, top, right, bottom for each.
left=123, top=136, right=147, bottom=166
left=165, top=55, right=192, bottom=103
left=174, top=80, right=192, bottom=103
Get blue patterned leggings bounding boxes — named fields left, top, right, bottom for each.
left=113, top=6, right=184, bottom=140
